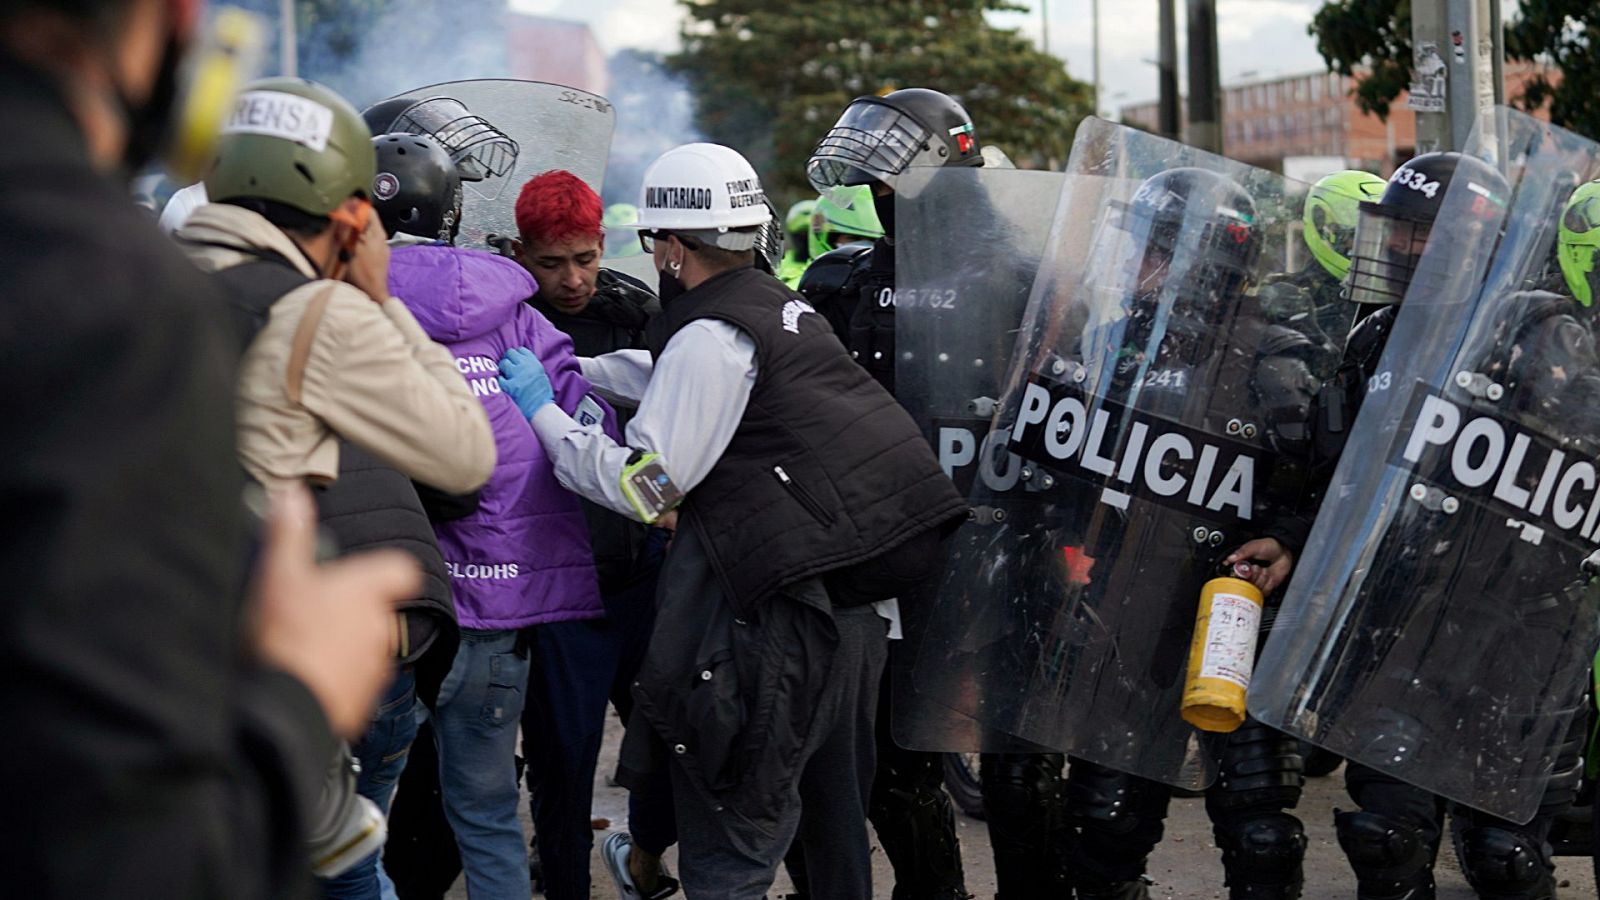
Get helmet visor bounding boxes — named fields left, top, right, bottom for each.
left=393, top=97, right=520, bottom=200
left=1348, top=202, right=1433, bottom=305
left=807, top=100, right=934, bottom=194
left=1081, top=203, right=1171, bottom=321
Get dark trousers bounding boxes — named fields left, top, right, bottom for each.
left=521, top=564, right=675, bottom=899
left=671, top=604, right=888, bottom=900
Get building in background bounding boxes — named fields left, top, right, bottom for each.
left=506, top=13, right=609, bottom=96
left=1120, top=63, right=1554, bottom=177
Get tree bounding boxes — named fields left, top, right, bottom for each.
left=1505, top=0, right=1600, bottom=140
left=1307, top=0, right=1412, bottom=122
left=668, top=0, right=1094, bottom=201
left=1308, top=0, right=1600, bottom=140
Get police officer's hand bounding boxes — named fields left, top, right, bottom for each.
left=344, top=205, right=393, bottom=304
left=254, top=487, right=420, bottom=739
left=1224, top=537, right=1294, bottom=595
left=498, top=347, right=555, bottom=418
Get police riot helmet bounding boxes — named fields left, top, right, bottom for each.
left=1084, top=167, right=1259, bottom=340
left=1347, top=152, right=1510, bottom=305
left=371, top=133, right=462, bottom=243
left=806, top=88, right=983, bottom=196
left=359, top=94, right=519, bottom=193
left=1303, top=169, right=1385, bottom=281
left=1559, top=179, right=1600, bottom=307
left=785, top=199, right=818, bottom=259
left=635, top=143, right=771, bottom=251
left=808, top=185, right=885, bottom=259
left=206, top=78, right=375, bottom=219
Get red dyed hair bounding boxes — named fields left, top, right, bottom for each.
left=514, top=169, right=604, bottom=245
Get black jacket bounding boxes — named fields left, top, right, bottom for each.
left=800, top=238, right=897, bottom=392
left=529, top=267, right=660, bottom=592
left=314, top=441, right=458, bottom=704
left=0, top=54, right=328, bottom=899
left=646, top=266, right=967, bottom=612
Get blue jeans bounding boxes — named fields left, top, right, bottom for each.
left=320, top=668, right=419, bottom=900
left=434, top=628, right=532, bottom=899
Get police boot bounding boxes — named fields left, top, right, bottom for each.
left=1335, top=810, right=1437, bottom=900
left=1072, top=876, right=1152, bottom=900
left=870, top=750, right=970, bottom=900
left=982, top=753, right=1071, bottom=899
left=1453, top=824, right=1557, bottom=900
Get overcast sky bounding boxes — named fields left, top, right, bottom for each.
left=507, top=0, right=1332, bottom=116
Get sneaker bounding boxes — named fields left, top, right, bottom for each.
left=602, top=831, right=680, bottom=899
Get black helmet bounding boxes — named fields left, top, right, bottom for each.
left=359, top=94, right=519, bottom=190
left=806, top=88, right=983, bottom=195
left=1347, top=151, right=1510, bottom=305
left=361, top=97, right=416, bottom=138
left=1085, top=168, right=1260, bottom=341
left=372, top=133, right=462, bottom=243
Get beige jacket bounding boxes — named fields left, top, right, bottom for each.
left=176, top=203, right=495, bottom=493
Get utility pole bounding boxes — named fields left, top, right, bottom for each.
left=279, top=0, right=297, bottom=77
left=1157, top=0, right=1180, bottom=139
left=1407, top=0, right=1496, bottom=154
left=1186, top=0, right=1223, bottom=153
left=1092, top=0, right=1102, bottom=116
left=1041, top=0, right=1049, bottom=54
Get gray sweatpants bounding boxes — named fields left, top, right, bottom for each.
left=670, top=603, right=888, bottom=900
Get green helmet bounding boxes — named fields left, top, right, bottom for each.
left=205, top=78, right=376, bottom=218
left=785, top=200, right=817, bottom=236
left=1560, top=180, right=1600, bottom=307
left=785, top=199, right=818, bottom=260
left=1302, top=169, right=1386, bottom=281
left=809, top=186, right=884, bottom=259
left=602, top=202, right=643, bottom=258
left=603, top=203, right=640, bottom=228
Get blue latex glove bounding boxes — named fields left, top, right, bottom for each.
left=498, top=347, right=554, bottom=418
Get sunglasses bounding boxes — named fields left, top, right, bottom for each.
left=639, top=229, right=703, bottom=254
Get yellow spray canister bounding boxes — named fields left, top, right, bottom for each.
left=1181, top=572, right=1265, bottom=733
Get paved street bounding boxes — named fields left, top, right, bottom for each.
left=435, top=715, right=1598, bottom=898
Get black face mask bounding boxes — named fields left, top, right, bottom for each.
left=115, top=33, right=184, bottom=177
left=658, top=265, right=687, bottom=306
left=873, top=189, right=896, bottom=239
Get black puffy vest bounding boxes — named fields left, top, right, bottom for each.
left=211, top=253, right=456, bottom=667
left=647, top=266, right=966, bottom=612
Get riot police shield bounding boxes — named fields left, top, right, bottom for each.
left=1250, top=108, right=1600, bottom=822
left=385, top=79, right=615, bottom=251
left=889, top=165, right=1077, bottom=753
left=906, top=117, right=1337, bottom=788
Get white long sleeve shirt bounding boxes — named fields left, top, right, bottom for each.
left=528, top=314, right=904, bottom=637
left=530, top=319, right=758, bottom=520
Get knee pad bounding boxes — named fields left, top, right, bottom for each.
left=1454, top=825, right=1555, bottom=900
left=1066, top=760, right=1162, bottom=837
left=1335, top=809, right=1436, bottom=898
left=1214, top=811, right=1306, bottom=895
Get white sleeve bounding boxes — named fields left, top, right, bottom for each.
left=531, top=320, right=757, bottom=520
left=578, top=349, right=654, bottom=404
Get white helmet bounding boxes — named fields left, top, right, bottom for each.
left=635, top=142, right=771, bottom=250
left=159, top=182, right=210, bottom=235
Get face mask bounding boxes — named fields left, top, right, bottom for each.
left=119, top=9, right=265, bottom=180
left=114, top=34, right=183, bottom=176
left=658, top=263, right=687, bottom=305
left=873, top=190, right=896, bottom=239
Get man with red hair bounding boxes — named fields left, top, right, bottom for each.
left=510, top=169, right=677, bottom=900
